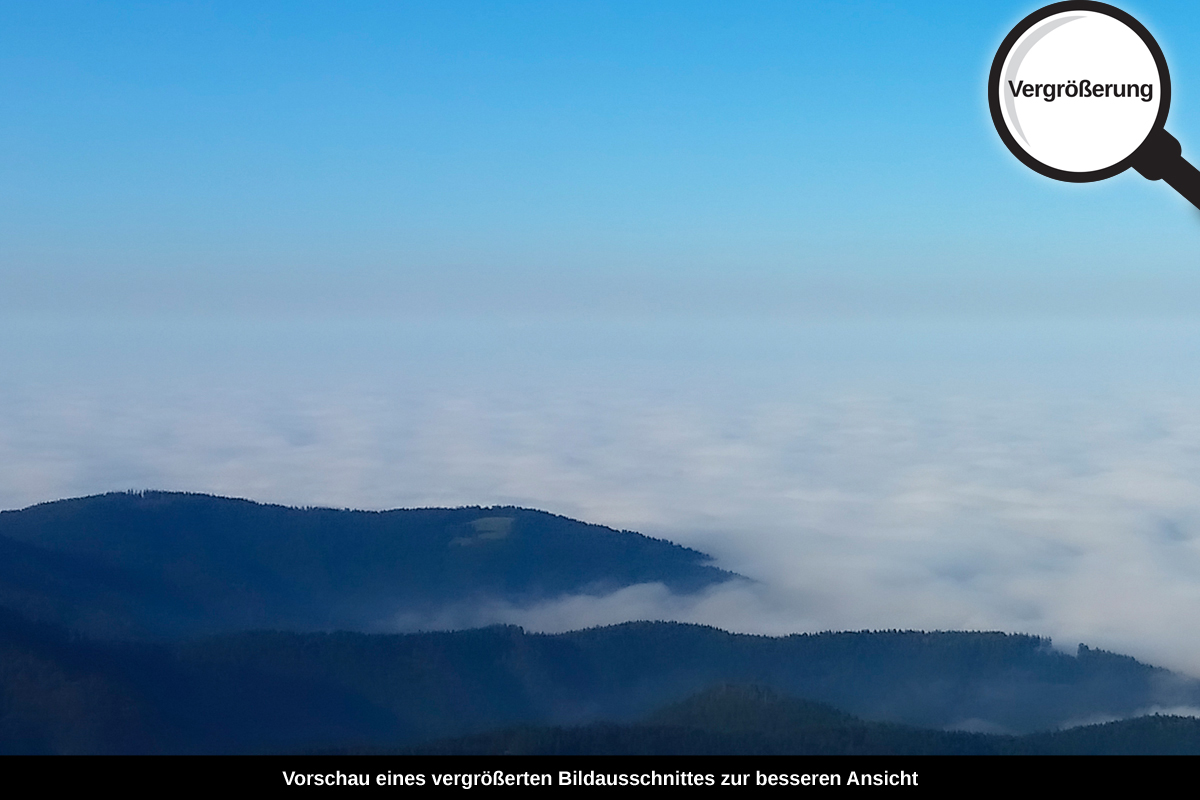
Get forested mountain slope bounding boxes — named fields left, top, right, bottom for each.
left=0, top=492, right=732, bottom=638
left=4, top=615, right=1196, bottom=753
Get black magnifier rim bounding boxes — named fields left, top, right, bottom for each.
left=989, top=1, right=1171, bottom=183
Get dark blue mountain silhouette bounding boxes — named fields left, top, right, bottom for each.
left=0, top=491, right=734, bottom=638
left=3, top=491, right=1198, bottom=755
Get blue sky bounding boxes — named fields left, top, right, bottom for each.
left=4, top=0, right=1200, bottom=318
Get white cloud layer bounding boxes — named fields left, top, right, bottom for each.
left=6, top=316, right=1200, bottom=676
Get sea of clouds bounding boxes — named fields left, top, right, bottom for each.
left=5, top=315, right=1200, bottom=677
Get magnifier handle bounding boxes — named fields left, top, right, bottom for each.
left=1132, top=129, right=1200, bottom=211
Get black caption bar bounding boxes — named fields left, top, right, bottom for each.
left=2, top=754, right=1174, bottom=792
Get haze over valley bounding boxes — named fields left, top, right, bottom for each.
left=6, top=316, right=1200, bottom=677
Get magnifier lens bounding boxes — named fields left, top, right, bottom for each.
left=993, top=7, right=1167, bottom=180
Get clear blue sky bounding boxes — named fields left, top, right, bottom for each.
left=3, top=0, right=1200, bottom=317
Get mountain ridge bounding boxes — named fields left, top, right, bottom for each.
left=402, top=684, right=1200, bottom=756
left=2, top=491, right=1196, bottom=754
left=4, top=612, right=1197, bottom=753
left=0, top=491, right=735, bottom=639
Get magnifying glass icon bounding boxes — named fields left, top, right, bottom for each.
left=989, top=1, right=1200, bottom=209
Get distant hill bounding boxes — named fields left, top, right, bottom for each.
left=0, top=492, right=734, bottom=638
left=4, top=491, right=1199, bottom=755
left=407, top=684, right=1200, bottom=755
left=4, top=615, right=1199, bottom=753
